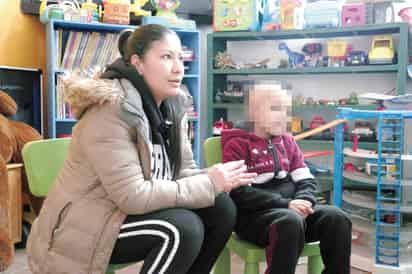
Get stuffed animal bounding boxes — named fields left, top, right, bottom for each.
left=0, top=89, right=43, bottom=271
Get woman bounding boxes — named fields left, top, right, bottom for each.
left=27, top=24, right=256, bottom=274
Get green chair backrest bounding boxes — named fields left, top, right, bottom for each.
left=22, top=138, right=71, bottom=197
left=203, top=136, right=222, bottom=167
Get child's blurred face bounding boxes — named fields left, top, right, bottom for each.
left=249, top=89, right=291, bottom=136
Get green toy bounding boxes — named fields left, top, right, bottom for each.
left=150, top=0, right=180, bottom=19
left=213, top=0, right=264, bottom=32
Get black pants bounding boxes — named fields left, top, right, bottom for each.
left=109, top=193, right=236, bottom=274
left=238, top=205, right=352, bottom=274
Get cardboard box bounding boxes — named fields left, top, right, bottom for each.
left=103, top=3, right=130, bottom=25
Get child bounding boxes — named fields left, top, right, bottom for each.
left=222, top=84, right=352, bottom=274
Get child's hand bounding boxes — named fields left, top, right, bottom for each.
left=288, top=199, right=314, bottom=218
left=207, top=160, right=257, bottom=193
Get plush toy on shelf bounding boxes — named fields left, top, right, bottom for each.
left=151, top=0, right=180, bottom=19
left=214, top=51, right=239, bottom=69
left=142, top=0, right=196, bottom=30
left=130, top=0, right=151, bottom=17
left=0, top=90, right=43, bottom=270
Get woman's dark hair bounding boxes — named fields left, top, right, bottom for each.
left=124, top=24, right=175, bottom=61
left=118, top=29, right=134, bottom=58
left=120, top=24, right=183, bottom=179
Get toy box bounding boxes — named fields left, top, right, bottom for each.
left=213, top=0, right=264, bottom=32
left=342, top=3, right=366, bottom=27
left=261, top=0, right=281, bottom=31
left=373, top=1, right=394, bottom=24
left=280, top=0, right=302, bottom=30
left=103, top=2, right=130, bottom=25
left=304, top=0, right=340, bottom=29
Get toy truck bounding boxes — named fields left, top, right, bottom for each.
left=368, top=35, right=395, bottom=65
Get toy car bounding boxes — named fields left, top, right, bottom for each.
left=368, top=35, right=395, bottom=64
left=352, top=120, right=374, bottom=137
left=345, top=50, right=368, bottom=66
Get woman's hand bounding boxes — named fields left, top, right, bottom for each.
left=207, top=160, right=257, bottom=193
left=289, top=199, right=314, bottom=218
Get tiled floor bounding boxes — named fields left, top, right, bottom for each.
left=3, top=247, right=370, bottom=274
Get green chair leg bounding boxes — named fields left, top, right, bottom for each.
left=105, top=267, right=116, bottom=274
left=214, top=247, right=231, bottom=274
left=106, top=263, right=133, bottom=274
left=307, top=255, right=323, bottom=274
left=244, top=261, right=259, bottom=274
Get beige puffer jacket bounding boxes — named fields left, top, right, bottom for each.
left=27, top=77, right=217, bottom=274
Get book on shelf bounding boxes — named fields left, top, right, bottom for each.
left=56, top=74, right=74, bottom=120
left=181, top=84, right=198, bottom=119
left=58, top=30, right=121, bottom=71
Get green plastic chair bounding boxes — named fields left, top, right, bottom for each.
left=22, top=138, right=133, bottom=274
left=203, top=136, right=324, bottom=274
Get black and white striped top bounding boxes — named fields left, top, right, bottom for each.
left=151, top=144, right=172, bottom=180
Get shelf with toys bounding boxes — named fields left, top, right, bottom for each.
left=45, top=19, right=202, bottom=163
left=212, top=64, right=400, bottom=75
left=207, top=23, right=410, bottom=138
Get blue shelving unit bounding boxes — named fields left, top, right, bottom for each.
left=333, top=107, right=412, bottom=269
left=45, top=20, right=201, bottom=164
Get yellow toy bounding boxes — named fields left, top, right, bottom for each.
left=81, top=0, right=99, bottom=22
left=291, top=116, right=303, bottom=134
left=130, top=0, right=151, bottom=17
left=368, top=35, right=395, bottom=64
left=327, top=40, right=348, bottom=58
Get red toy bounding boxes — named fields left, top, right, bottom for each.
left=352, top=134, right=359, bottom=152
left=344, top=163, right=356, bottom=172
left=309, top=116, right=326, bottom=129
left=342, top=3, right=366, bottom=27
left=213, top=118, right=233, bottom=135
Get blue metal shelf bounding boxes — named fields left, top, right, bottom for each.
left=184, top=74, right=199, bottom=78
left=51, top=19, right=135, bottom=32
left=56, top=119, right=77, bottom=123
left=333, top=107, right=412, bottom=268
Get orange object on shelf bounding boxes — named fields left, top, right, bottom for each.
left=102, top=0, right=130, bottom=25
left=280, top=0, right=302, bottom=30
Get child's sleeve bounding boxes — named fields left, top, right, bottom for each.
left=223, top=138, right=291, bottom=211
left=222, top=138, right=247, bottom=163
left=288, top=137, right=317, bottom=206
